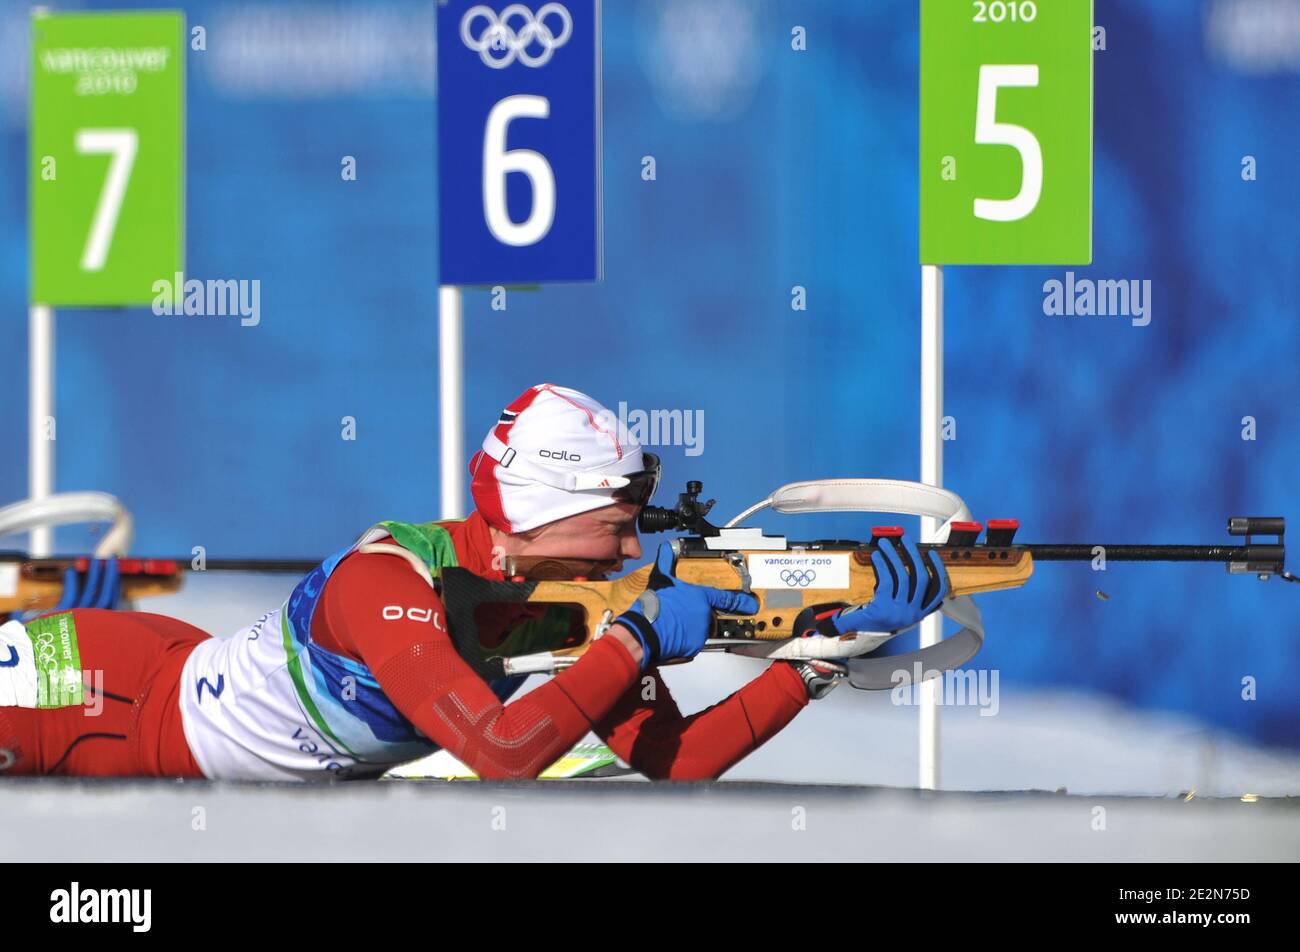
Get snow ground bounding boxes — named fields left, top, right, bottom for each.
left=1, top=778, right=1296, bottom=862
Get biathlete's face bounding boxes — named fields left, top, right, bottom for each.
left=507, top=501, right=644, bottom=578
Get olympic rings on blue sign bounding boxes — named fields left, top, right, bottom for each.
left=460, top=3, right=574, bottom=69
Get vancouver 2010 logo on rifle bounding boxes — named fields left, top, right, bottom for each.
left=460, top=3, right=574, bottom=69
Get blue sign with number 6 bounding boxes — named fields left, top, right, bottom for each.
left=436, top=0, right=601, bottom=285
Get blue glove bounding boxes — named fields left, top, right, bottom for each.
left=54, top=558, right=122, bottom=611
left=834, top=535, right=948, bottom=634
left=616, top=544, right=759, bottom=670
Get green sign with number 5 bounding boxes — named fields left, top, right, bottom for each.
left=30, top=11, right=184, bottom=306
left=920, top=0, right=1092, bottom=264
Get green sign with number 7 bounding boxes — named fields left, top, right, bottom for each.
left=920, top=0, right=1092, bottom=265
left=30, top=11, right=184, bottom=306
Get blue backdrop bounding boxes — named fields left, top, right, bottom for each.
left=1, top=0, right=1297, bottom=746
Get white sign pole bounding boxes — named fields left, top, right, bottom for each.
left=28, top=303, right=54, bottom=557
left=919, top=263, right=944, bottom=790
left=29, top=6, right=54, bottom=558
left=439, top=285, right=465, bottom=519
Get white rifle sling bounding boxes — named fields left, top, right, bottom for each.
left=723, top=479, right=985, bottom=689
left=0, top=492, right=133, bottom=558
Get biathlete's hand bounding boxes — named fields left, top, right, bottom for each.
left=615, top=544, right=759, bottom=670
left=834, top=534, right=948, bottom=635
left=55, top=558, right=122, bottom=611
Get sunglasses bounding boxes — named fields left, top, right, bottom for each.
left=611, top=452, right=661, bottom=508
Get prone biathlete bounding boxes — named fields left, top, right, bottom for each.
left=0, top=384, right=948, bottom=781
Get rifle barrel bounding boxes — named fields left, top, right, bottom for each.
left=0, top=552, right=319, bottom=574
left=1024, top=544, right=1285, bottom=563
left=1, top=544, right=1289, bottom=574
left=197, top=559, right=320, bottom=573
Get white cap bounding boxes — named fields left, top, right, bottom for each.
left=469, top=384, right=651, bottom=533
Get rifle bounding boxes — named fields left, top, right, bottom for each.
left=0, top=491, right=317, bottom=616
left=3, top=482, right=1293, bottom=691
left=438, top=479, right=1295, bottom=690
